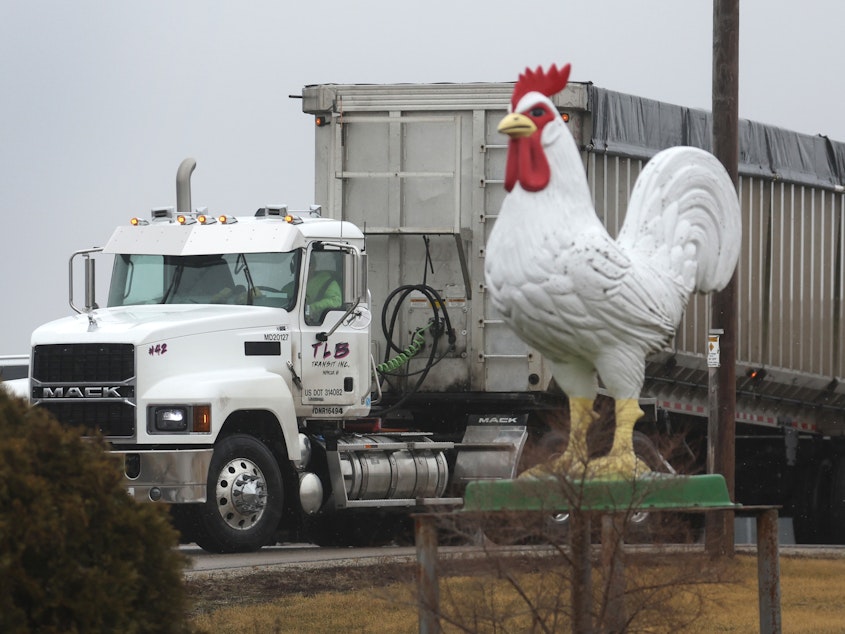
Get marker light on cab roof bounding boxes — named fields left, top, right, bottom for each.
left=130, top=217, right=149, bottom=226
left=218, top=214, right=238, bottom=224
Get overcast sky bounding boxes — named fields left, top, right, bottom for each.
left=1, top=1, right=843, bottom=354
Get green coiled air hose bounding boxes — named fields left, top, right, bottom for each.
left=376, top=323, right=431, bottom=373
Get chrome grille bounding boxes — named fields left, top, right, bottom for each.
left=31, top=344, right=136, bottom=437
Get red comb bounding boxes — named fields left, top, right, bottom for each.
left=510, top=63, right=572, bottom=111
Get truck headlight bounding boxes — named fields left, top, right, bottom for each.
left=154, top=407, right=188, bottom=431
left=148, top=404, right=211, bottom=434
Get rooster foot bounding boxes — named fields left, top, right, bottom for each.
left=518, top=450, right=572, bottom=479
left=518, top=449, right=589, bottom=480
left=517, top=450, right=649, bottom=480
left=584, top=450, right=651, bottom=480
left=518, top=396, right=595, bottom=480
left=581, top=398, right=649, bottom=479
left=518, top=460, right=560, bottom=479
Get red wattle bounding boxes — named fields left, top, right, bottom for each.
left=505, top=137, right=550, bottom=193
left=518, top=136, right=550, bottom=192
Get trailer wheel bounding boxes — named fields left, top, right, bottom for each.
left=622, top=432, right=697, bottom=543
left=193, top=434, right=284, bottom=553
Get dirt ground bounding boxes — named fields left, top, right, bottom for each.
left=184, top=555, right=534, bottom=618
left=184, top=561, right=419, bottom=616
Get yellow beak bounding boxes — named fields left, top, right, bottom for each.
left=498, top=113, right=537, bottom=138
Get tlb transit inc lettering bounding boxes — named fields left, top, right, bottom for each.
left=310, top=341, right=352, bottom=369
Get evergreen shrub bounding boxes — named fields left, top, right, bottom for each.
left=0, top=388, right=191, bottom=633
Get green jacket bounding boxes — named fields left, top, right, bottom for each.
left=305, top=271, right=342, bottom=321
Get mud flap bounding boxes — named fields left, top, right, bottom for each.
left=452, top=414, right=528, bottom=487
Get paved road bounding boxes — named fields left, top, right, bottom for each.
left=183, top=541, right=845, bottom=579
left=183, top=543, right=420, bottom=577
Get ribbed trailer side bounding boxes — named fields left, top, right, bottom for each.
left=303, top=81, right=845, bottom=433
left=303, top=83, right=545, bottom=396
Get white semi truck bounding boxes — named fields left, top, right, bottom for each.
left=26, top=163, right=530, bottom=553
left=19, top=80, right=845, bottom=551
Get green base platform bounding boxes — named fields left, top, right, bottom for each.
left=462, top=473, right=736, bottom=513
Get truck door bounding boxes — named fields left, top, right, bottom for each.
left=298, top=245, right=371, bottom=417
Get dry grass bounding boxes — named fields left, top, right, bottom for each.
left=191, top=592, right=413, bottom=634
left=189, top=553, right=845, bottom=633
left=688, top=555, right=845, bottom=633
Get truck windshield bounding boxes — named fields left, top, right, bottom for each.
left=107, top=251, right=301, bottom=309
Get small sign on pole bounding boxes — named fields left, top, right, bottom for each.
left=707, top=330, right=723, bottom=368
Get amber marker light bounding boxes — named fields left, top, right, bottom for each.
left=193, top=405, right=211, bottom=433
left=176, top=214, right=197, bottom=225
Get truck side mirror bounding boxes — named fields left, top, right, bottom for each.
left=69, top=247, right=103, bottom=314
left=355, top=251, right=367, bottom=303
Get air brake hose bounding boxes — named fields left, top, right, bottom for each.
left=372, top=283, right=456, bottom=416
left=376, top=323, right=431, bottom=373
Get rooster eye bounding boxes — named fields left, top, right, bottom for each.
left=530, top=107, right=546, bottom=117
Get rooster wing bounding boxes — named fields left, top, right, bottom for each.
left=492, top=231, right=675, bottom=349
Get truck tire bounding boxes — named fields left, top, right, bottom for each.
left=193, top=434, right=284, bottom=553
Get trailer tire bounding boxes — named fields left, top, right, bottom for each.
left=624, top=432, right=696, bottom=543
left=193, top=434, right=284, bottom=553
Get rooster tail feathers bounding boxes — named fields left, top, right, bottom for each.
left=616, top=146, right=742, bottom=295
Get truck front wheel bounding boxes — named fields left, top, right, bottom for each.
left=194, top=434, right=284, bottom=553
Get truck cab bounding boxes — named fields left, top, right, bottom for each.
left=28, top=175, right=378, bottom=551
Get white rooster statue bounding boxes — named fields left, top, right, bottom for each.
left=485, top=63, right=741, bottom=479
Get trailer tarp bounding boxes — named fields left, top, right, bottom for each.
left=588, top=85, right=845, bottom=189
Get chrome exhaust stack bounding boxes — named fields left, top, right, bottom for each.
left=176, top=158, right=197, bottom=216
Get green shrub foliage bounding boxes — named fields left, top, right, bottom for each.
left=0, top=388, right=191, bottom=633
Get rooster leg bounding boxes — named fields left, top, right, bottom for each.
left=587, top=398, right=649, bottom=479
left=519, top=359, right=598, bottom=479
left=519, top=396, right=596, bottom=479
left=557, top=396, right=597, bottom=476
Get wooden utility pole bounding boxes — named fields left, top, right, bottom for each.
left=707, top=0, right=740, bottom=557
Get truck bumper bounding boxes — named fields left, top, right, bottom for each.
left=114, top=448, right=213, bottom=503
